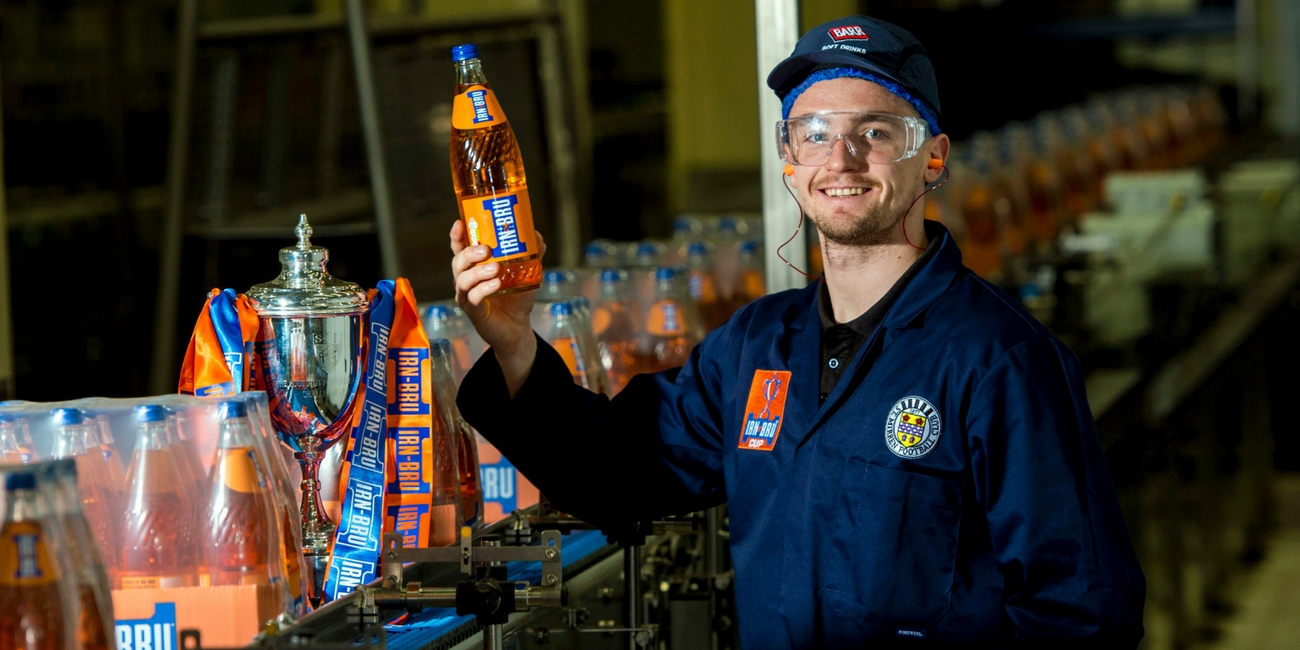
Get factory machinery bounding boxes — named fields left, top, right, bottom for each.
left=187, top=506, right=732, bottom=650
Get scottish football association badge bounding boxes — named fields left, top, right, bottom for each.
left=885, top=396, right=942, bottom=458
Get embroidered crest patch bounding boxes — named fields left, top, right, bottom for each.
left=885, top=396, right=942, bottom=458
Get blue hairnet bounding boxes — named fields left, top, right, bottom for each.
left=780, top=67, right=942, bottom=136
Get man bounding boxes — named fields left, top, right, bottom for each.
left=450, top=15, right=1145, bottom=647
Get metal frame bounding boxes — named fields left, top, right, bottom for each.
left=149, top=0, right=588, bottom=392
left=0, top=54, right=14, bottom=398
left=754, top=0, right=804, bottom=294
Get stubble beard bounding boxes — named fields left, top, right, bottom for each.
left=808, top=200, right=900, bottom=247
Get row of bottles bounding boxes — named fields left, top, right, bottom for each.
left=0, top=461, right=115, bottom=650
left=1, top=399, right=306, bottom=620
left=924, top=86, right=1227, bottom=320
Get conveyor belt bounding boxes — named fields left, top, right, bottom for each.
left=381, top=529, right=612, bottom=650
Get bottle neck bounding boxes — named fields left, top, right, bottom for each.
left=218, top=417, right=253, bottom=449
left=3, top=489, right=38, bottom=523
left=455, top=59, right=488, bottom=89
left=53, top=425, right=86, bottom=457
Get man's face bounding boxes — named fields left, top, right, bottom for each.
left=787, top=77, right=941, bottom=246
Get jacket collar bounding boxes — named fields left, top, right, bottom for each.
left=787, top=220, right=965, bottom=333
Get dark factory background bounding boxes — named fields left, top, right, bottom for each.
left=3, top=0, right=1300, bottom=647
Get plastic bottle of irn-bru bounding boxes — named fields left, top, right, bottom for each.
left=570, top=297, right=612, bottom=394
left=50, top=408, right=120, bottom=568
left=593, top=269, right=646, bottom=394
left=120, top=405, right=196, bottom=589
left=733, top=241, right=766, bottom=312
left=15, top=415, right=37, bottom=464
left=429, top=339, right=483, bottom=530
left=426, top=400, right=464, bottom=548
left=546, top=301, right=590, bottom=385
left=0, top=471, right=67, bottom=650
left=237, top=397, right=304, bottom=614
left=960, top=157, right=1006, bottom=282
left=423, top=303, right=485, bottom=384
left=92, top=415, right=127, bottom=495
left=450, top=43, right=542, bottom=294
left=166, top=407, right=208, bottom=501
left=712, top=217, right=742, bottom=305
left=0, top=414, right=24, bottom=464
left=199, top=401, right=273, bottom=587
left=685, top=242, right=727, bottom=331
left=643, top=268, right=693, bottom=372
left=40, top=461, right=113, bottom=650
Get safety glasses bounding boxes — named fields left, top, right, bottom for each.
left=777, top=111, right=930, bottom=166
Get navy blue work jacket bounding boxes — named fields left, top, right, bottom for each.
left=459, top=223, right=1146, bottom=648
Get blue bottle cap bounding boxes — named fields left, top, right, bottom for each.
left=452, top=44, right=478, bottom=62
left=218, top=401, right=247, bottom=420
left=133, top=405, right=167, bottom=423
left=687, top=242, right=708, bottom=255
left=585, top=242, right=608, bottom=256
left=426, top=304, right=450, bottom=320
left=656, top=267, right=676, bottom=281
left=550, top=301, right=573, bottom=317
left=544, top=270, right=568, bottom=284
left=672, top=218, right=692, bottom=233
left=718, top=217, right=738, bottom=232
left=0, top=412, right=13, bottom=423
left=740, top=240, right=760, bottom=254
left=52, top=408, right=84, bottom=426
left=572, top=296, right=590, bottom=310
left=600, top=269, right=624, bottom=283
left=636, top=242, right=658, bottom=257
left=5, top=472, right=35, bottom=491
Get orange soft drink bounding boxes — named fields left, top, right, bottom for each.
left=49, top=408, right=120, bottom=570
left=120, top=405, right=197, bottom=589
left=643, top=268, right=692, bottom=372
left=0, top=472, right=66, bottom=650
left=198, top=401, right=272, bottom=587
left=42, top=461, right=113, bottom=650
left=449, top=43, right=542, bottom=294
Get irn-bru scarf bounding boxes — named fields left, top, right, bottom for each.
left=325, top=278, right=439, bottom=601
left=179, top=289, right=260, bottom=396
left=178, top=279, right=441, bottom=603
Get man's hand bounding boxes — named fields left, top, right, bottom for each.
left=449, top=219, right=544, bottom=397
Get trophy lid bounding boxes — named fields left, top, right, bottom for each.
left=246, top=215, right=370, bottom=317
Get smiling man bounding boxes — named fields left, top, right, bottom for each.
left=452, top=15, right=1145, bottom=648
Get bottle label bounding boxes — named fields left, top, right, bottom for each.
left=460, top=189, right=537, bottom=264
left=452, top=85, right=507, bottom=130
left=645, top=300, right=685, bottom=337
left=552, top=337, right=584, bottom=380
left=0, top=524, right=56, bottom=586
left=221, top=449, right=262, bottom=494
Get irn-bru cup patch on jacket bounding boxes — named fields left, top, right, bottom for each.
left=460, top=189, right=537, bottom=264
left=451, top=85, right=507, bottom=130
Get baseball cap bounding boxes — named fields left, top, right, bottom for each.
left=767, top=16, right=941, bottom=126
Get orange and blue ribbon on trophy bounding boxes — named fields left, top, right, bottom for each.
left=325, top=281, right=395, bottom=601
left=179, top=288, right=260, bottom=396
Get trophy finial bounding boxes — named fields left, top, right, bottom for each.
left=296, top=214, right=313, bottom=250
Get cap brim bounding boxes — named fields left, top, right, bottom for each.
left=767, top=51, right=905, bottom=97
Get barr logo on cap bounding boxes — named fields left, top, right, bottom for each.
left=828, top=25, right=870, bottom=42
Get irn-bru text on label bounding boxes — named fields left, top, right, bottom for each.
left=115, top=603, right=178, bottom=650
left=459, top=189, right=537, bottom=265
left=451, top=85, right=507, bottom=130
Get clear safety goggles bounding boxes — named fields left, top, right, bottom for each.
left=777, top=111, right=930, bottom=166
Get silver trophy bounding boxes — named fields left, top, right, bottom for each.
left=247, top=215, right=370, bottom=607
